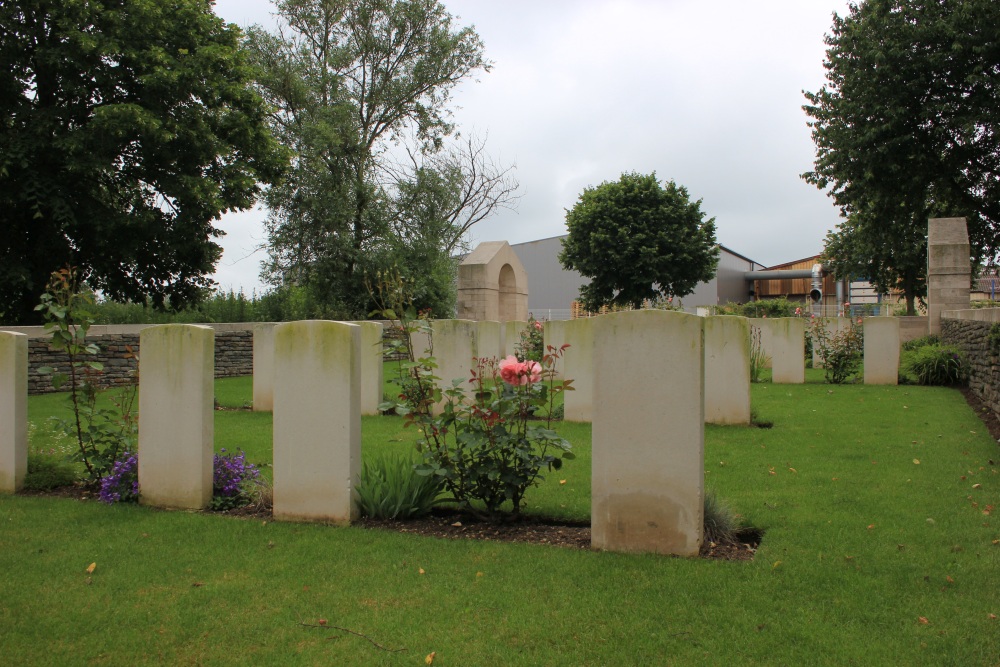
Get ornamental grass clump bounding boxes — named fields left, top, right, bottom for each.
left=356, top=453, right=443, bottom=520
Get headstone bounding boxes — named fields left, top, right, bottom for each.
left=503, top=320, right=527, bottom=357
left=138, top=325, right=214, bottom=509
left=755, top=318, right=805, bottom=384
left=273, top=321, right=360, bottom=524
left=430, top=320, right=478, bottom=410
left=252, top=322, right=277, bottom=412
left=477, top=320, right=502, bottom=361
left=864, top=318, right=900, bottom=385
left=592, top=310, right=704, bottom=556
left=543, top=319, right=567, bottom=378
left=561, top=318, right=594, bottom=422
left=353, top=321, right=384, bottom=416
left=927, top=217, right=971, bottom=335
left=0, top=332, right=27, bottom=493
left=704, top=316, right=751, bottom=425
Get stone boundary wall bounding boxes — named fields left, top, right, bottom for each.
left=941, top=309, right=1000, bottom=415
left=1, top=321, right=404, bottom=395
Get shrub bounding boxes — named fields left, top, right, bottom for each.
left=211, top=449, right=262, bottom=511
left=99, top=453, right=139, bottom=504
left=409, top=352, right=574, bottom=521
left=356, top=453, right=443, bottom=520
left=903, top=344, right=968, bottom=386
left=35, top=268, right=138, bottom=484
left=715, top=297, right=799, bottom=318
left=514, top=316, right=545, bottom=363
left=24, top=454, right=78, bottom=491
left=811, top=317, right=864, bottom=384
left=901, top=334, right=941, bottom=352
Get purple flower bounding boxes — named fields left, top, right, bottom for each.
left=99, top=453, right=139, bottom=504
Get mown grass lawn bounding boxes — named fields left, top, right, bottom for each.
left=3, top=372, right=999, bottom=665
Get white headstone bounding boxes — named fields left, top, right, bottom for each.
left=0, top=332, right=27, bottom=493
left=252, top=322, right=277, bottom=412
left=561, top=318, right=594, bottom=422
left=138, top=325, right=214, bottom=509
left=592, top=310, right=704, bottom=556
left=704, top=316, right=751, bottom=425
left=754, top=318, right=805, bottom=384
left=864, top=318, right=900, bottom=385
left=273, top=321, right=360, bottom=523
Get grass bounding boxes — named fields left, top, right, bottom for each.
left=2, top=374, right=999, bottom=665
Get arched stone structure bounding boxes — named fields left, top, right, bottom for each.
left=457, top=241, right=529, bottom=322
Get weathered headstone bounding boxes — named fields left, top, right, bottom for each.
left=0, top=332, right=27, bottom=493
left=273, top=321, right=360, bottom=524
left=252, top=322, right=277, bottom=412
left=543, top=319, right=567, bottom=379
left=863, top=318, right=900, bottom=385
left=138, top=325, right=214, bottom=509
left=704, top=316, right=751, bottom=425
left=561, top=318, right=594, bottom=422
left=592, top=310, right=704, bottom=556
left=754, top=318, right=805, bottom=384
left=477, top=320, right=502, bottom=361
left=503, top=320, right=527, bottom=357
left=927, top=217, right=971, bottom=335
left=354, top=321, right=384, bottom=416
left=430, top=320, right=478, bottom=409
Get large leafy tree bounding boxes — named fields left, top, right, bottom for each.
left=249, top=0, right=511, bottom=318
left=803, top=0, right=1000, bottom=314
left=0, top=0, right=285, bottom=324
left=559, top=172, right=718, bottom=311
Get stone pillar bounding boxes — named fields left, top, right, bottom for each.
left=562, top=318, right=594, bottom=422
left=0, top=332, right=27, bottom=493
left=353, top=321, right=384, bottom=416
left=928, top=217, right=970, bottom=335
left=756, top=318, right=805, bottom=384
left=273, top=321, right=360, bottom=524
left=704, top=316, right=751, bottom=425
left=503, top=320, right=527, bottom=357
left=138, top=325, right=214, bottom=509
left=592, top=310, right=704, bottom=556
left=863, top=317, right=900, bottom=385
left=252, top=322, right=277, bottom=412
left=477, top=320, right=502, bottom=361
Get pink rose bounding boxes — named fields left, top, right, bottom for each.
left=533, top=321, right=543, bottom=331
left=499, top=355, right=522, bottom=385
left=794, top=307, right=802, bottom=315
left=525, top=360, right=542, bottom=384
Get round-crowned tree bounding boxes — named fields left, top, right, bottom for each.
left=558, top=172, right=718, bottom=311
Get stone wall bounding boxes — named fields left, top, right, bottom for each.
left=941, top=309, right=1000, bottom=415
left=24, top=329, right=253, bottom=394
left=4, top=321, right=405, bottom=395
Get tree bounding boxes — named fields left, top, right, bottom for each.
left=248, top=0, right=511, bottom=319
left=0, top=0, right=285, bottom=324
left=803, top=0, right=1000, bottom=314
left=559, top=172, right=718, bottom=311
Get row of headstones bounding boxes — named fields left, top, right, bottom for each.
left=0, top=312, right=900, bottom=555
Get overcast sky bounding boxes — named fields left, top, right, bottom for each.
left=210, top=0, right=853, bottom=294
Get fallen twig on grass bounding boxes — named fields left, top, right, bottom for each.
left=298, top=622, right=406, bottom=653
